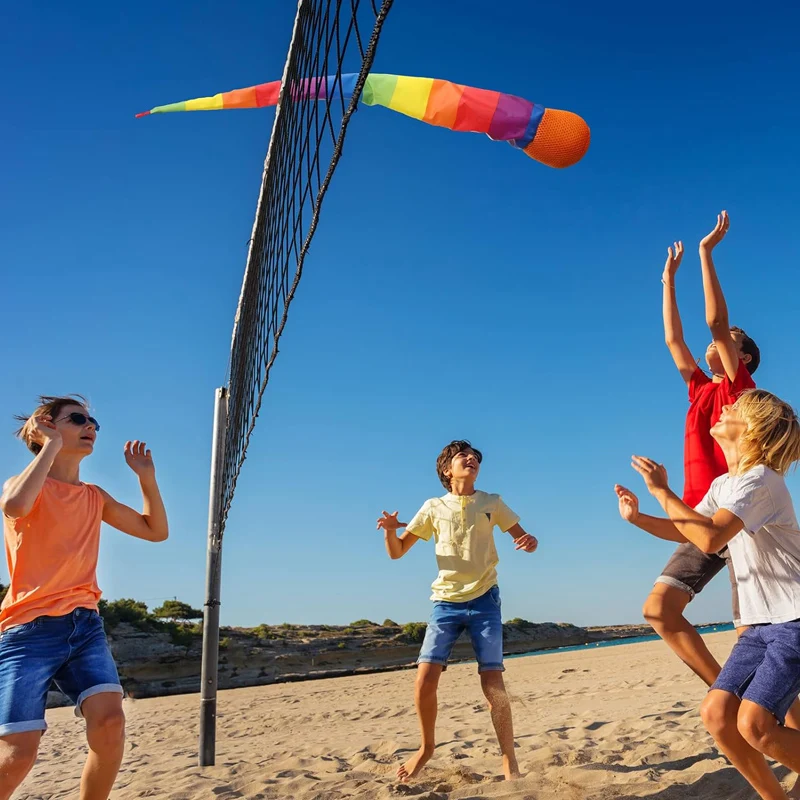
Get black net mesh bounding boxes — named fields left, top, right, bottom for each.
left=219, top=0, right=394, bottom=535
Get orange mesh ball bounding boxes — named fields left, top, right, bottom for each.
left=524, top=108, right=590, bottom=168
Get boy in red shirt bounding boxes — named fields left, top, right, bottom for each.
left=642, top=211, right=760, bottom=679
left=648, top=213, right=800, bottom=792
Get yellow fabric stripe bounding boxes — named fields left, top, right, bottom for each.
left=386, top=76, right=434, bottom=120
left=185, top=93, right=225, bottom=112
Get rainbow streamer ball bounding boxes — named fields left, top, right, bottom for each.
left=138, top=73, right=590, bottom=169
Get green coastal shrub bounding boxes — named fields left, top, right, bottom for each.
left=402, top=622, right=427, bottom=643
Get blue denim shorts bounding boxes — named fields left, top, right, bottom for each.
left=712, top=620, right=800, bottom=723
left=0, top=608, right=123, bottom=737
left=418, top=585, right=504, bottom=673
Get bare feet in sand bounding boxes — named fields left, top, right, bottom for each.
left=396, top=747, right=520, bottom=784
left=396, top=745, right=434, bottom=783
left=503, top=754, right=521, bottom=781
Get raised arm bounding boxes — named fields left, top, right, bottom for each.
left=99, top=441, right=168, bottom=542
left=661, top=242, right=697, bottom=383
left=376, top=510, right=418, bottom=559
left=700, top=211, right=739, bottom=382
left=629, top=456, right=743, bottom=553
left=0, top=416, right=62, bottom=519
left=616, top=485, right=687, bottom=542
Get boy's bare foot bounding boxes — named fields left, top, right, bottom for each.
left=503, top=754, right=521, bottom=781
left=396, top=745, right=434, bottom=783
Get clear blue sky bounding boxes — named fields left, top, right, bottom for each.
left=2, top=1, right=799, bottom=628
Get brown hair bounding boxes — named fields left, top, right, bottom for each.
left=731, top=326, right=760, bottom=375
left=15, top=395, right=89, bottom=455
left=436, top=440, right=483, bottom=491
left=734, top=389, right=800, bottom=475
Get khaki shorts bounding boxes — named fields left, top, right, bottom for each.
left=655, top=541, right=740, bottom=626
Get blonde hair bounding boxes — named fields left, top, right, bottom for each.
left=734, top=389, right=800, bottom=475
left=14, top=395, right=89, bottom=455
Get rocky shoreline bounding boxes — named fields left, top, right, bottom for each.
left=47, top=618, right=727, bottom=706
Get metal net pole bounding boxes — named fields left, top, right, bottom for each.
left=199, top=387, right=229, bottom=766
left=198, top=0, right=394, bottom=767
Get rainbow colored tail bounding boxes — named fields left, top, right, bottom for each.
left=137, top=73, right=590, bottom=168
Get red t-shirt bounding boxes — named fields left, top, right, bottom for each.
left=683, top=360, right=756, bottom=507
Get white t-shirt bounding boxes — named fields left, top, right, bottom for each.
left=696, top=465, right=800, bottom=626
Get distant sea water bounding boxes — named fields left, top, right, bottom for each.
left=507, top=622, right=736, bottom=662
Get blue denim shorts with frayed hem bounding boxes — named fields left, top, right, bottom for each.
left=712, top=620, right=800, bottom=724
left=417, top=585, right=504, bottom=673
left=0, top=608, right=123, bottom=737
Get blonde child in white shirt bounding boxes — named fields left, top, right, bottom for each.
left=617, top=389, right=800, bottom=800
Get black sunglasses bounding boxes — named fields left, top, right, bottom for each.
left=58, top=412, right=100, bottom=432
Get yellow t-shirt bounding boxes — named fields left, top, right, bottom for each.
left=406, top=490, right=520, bottom=602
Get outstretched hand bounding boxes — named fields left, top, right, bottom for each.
left=631, top=455, right=669, bottom=495
left=376, top=510, right=408, bottom=532
left=663, top=241, right=683, bottom=281
left=615, top=484, right=640, bottom=523
left=124, top=441, right=155, bottom=479
left=514, top=533, right=538, bottom=553
left=700, top=210, right=730, bottom=252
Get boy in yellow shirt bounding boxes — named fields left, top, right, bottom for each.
left=377, top=440, right=538, bottom=783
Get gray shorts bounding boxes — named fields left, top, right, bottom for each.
left=655, top=540, right=740, bottom=626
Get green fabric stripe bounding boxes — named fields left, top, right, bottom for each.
left=151, top=101, right=188, bottom=114
left=361, top=74, right=397, bottom=108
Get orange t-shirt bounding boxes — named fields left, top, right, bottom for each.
left=1, top=477, right=105, bottom=632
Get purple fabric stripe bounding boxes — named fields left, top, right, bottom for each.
left=290, top=77, right=327, bottom=100
left=487, top=93, right=536, bottom=141
left=289, top=75, right=358, bottom=103
left=510, top=103, right=546, bottom=149
left=310, top=77, right=327, bottom=99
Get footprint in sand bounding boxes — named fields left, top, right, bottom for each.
left=583, top=720, right=611, bottom=731
left=389, top=783, right=423, bottom=795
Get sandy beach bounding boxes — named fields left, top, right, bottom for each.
left=18, top=630, right=786, bottom=799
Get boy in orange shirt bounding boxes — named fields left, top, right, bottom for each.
left=0, top=395, right=169, bottom=800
